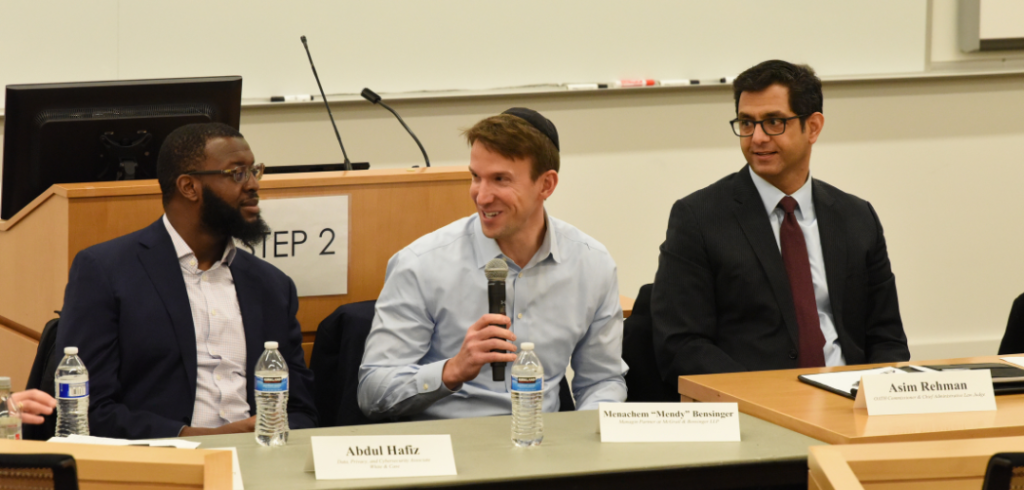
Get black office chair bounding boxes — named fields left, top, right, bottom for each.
left=999, top=293, right=1024, bottom=355
left=23, top=316, right=60, bottom=441
left=622, top=284, right=679, bottom=402
left=0, top=453, right=78, bottom=490
left=310, top=300, right=574, bottom=427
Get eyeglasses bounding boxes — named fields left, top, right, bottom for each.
left=729, top=115, right=809, bottom=137
left=186, top=163, right=265, bottom=183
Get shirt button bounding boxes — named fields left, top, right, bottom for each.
left=518, top=272, right=523, bottom=278
left=220, top=410, right=226, bottom=417
left=216, top=375, right=222, bottom=381
left=190, top=259, right=196, bottom=267
left=202, top=275, right=209, bottom=282
left=423, top=383, right=429, bottom=390
left=517, top=313, right=523, bottom=319
left=210, top=350, right=217, bottom=356
left=211, top=309, right=217, bottom=316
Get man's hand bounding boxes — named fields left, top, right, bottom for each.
left=179, top=415, right=257, bottom=437
left=10, top=389, right=56, bottom=425
left=441, top=314, right=517, bottom=390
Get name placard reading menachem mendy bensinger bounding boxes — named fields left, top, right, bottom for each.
left=855, top=370, right=996, bottom=416
left=599, top=402, right=740, bottom=442
left=310, top=435, right=457, bottom=480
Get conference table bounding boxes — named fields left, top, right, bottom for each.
left=677, top=355, right=1024, bottom=445
left=182, top=410, right=822, bottom=490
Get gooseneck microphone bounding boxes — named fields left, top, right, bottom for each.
left=484, top=258, right=509, bottom=381
left=360, top=88, right=431, bottom=168
left=300, top=35, right=352, bottom=171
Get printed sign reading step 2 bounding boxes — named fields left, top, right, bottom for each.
left=235, top=195, right=349, bottom=296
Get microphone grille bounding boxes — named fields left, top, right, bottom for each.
left=484, top=258, right=509, bottom=281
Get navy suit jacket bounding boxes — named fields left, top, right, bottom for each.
left=651, top=165, right=910, bottom=377
left=55, top=219, right=317, bottom=439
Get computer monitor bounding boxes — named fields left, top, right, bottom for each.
left=1, top=76, right=242, bottom=220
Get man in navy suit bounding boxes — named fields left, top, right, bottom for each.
left=651, top=60, right=910, bottom=378
left=55, top=123, right=316, bottom=439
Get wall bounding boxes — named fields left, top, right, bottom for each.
left=3, top=0, right=1024, bottom=362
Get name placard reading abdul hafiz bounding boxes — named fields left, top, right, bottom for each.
left=309, top=435, right=457, bottom=480
left=854, top=370, right=996, bottom=416
left=599, top=402, right=741, bottom=442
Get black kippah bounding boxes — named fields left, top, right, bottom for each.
left=501, top=107, right=559, bottom=151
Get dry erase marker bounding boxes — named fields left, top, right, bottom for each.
left=270, top=94, right=314, bottom=102
left=565, top=83, right=609, bottom=90
left=659, top=79, right=700, bottom=86
left=610, top=79, right=656, bottom=88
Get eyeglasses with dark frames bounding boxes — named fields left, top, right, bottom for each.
left=729, top=115, right=810, bottom=137
left=186, top=163, right=265, bottom=183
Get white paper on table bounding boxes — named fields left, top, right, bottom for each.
left=1001, top=357, right=1024, bottom=368
left=47, top=434, right=200, bottom=449
left=210, top=447, right=244, bottom=490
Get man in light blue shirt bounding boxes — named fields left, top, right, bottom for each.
left=358, top=108, right=627, bottom=420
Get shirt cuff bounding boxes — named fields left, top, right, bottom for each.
left=415, top=359, right=457, bottom=394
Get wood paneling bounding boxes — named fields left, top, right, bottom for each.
left=0, top=324, right=40, bottom=391
left=0, top=439, right=231, bottom=489
left=679, top=355, right=1024, bottom=444
left=0, top=195, right=69, bottom=335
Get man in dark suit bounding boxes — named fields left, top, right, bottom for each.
left=55, top=123, right=316, bottom=439
left=652, top=60, right=910, bottom=378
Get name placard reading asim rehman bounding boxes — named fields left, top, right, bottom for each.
left=310, top=435, right=457, bottom=480
left=599, top=402, right=740, bottom=442
left=855, top=370, right=996, bottom=416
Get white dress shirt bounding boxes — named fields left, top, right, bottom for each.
left=162, top=215, right=250, bottom=427
left=748, top=168, right=846, bottom=367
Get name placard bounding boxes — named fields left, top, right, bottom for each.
left=599, top=402, right=740, bottom=442
left=310, top=435, right=457, bottom=481
left=854, top=370, right=996, bottom=416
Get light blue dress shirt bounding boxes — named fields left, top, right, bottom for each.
left=358, top=212, right=628, bottom=420
left=748, top=168, right=846, bottom=367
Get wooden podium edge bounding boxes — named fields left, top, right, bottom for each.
left=0, top=313, right=40, bottom=341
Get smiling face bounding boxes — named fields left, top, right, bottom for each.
left=738, top=83, right=824, bottom=194
left=468, top=141, right=556, bottom=246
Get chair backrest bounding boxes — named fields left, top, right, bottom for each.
left=999, top=293, right=1024, bottom=355
left=622, top=284, right=679, bottom=402
left=310, top=300, right=378, bottom=427
left=23, top=318, right=60, bottom=441
left=0, top=453, right=78, bottom=490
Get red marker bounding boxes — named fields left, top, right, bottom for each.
left=610, top=79, right=656, bottom=88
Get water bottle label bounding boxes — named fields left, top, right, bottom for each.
left=58, top=381, right=89, bottom=399
left=255, top=375, right=288, bottom=392
left=511, top=376, right=543, bottom=393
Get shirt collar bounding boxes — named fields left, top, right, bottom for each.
left=748, top=166, right=816, bottom=220
left=161, top=214, right=237, bottom=267
left=472, top=211, right=561, bottom=270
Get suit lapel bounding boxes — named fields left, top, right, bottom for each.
left=732, top=166, right=800, bottom=347
left=230, top=255, right=265, bottom=409
left=137, top=220, right=198, bottom=397
left=813, top=181, right=847, bottom=335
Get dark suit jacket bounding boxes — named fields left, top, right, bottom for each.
left=651, top=165, right=909, bottom=377
left=55, top=219, right=317, bottom=439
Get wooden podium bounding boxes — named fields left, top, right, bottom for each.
left=0, top=167, right=476, bottom=389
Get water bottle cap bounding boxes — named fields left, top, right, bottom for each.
left=64, top=347, right=79, bottom=355
left=0, top=377, right=10, bottom=390
left=521, top=342, right=535, bottom=351
left=264, top=341, right=279, bottom=350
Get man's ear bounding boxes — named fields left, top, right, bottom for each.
left=806, top=112, right=825, bottom=144
left=539, top=170, right=558, bottom=200
left=176, top=174, right=201, bottom=203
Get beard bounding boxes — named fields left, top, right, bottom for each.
left=200, top=187, right=270, bottom=249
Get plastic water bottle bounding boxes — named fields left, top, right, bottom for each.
left=511, top=342, right=544, bottom=447
left=0, top=377, right=22, bottom=440
left=255, top=341, right=289, bottom=447
left=55, top=346, right=89, bottom=437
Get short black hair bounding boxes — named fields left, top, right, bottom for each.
left=157, top=122, right=243, bottom=203
left=733, top=60, right=823, bottom=129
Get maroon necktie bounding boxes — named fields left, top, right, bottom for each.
left=778, top=196, right=826, bottom=368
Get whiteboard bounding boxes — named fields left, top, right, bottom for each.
left=1, top=1, right=928, bottom=106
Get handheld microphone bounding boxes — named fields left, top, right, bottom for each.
left=484, top=258, right=509, bottom=381
left=300, top=35, right=353, bottom=171
left=360, top=88, right=431, bottom=167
